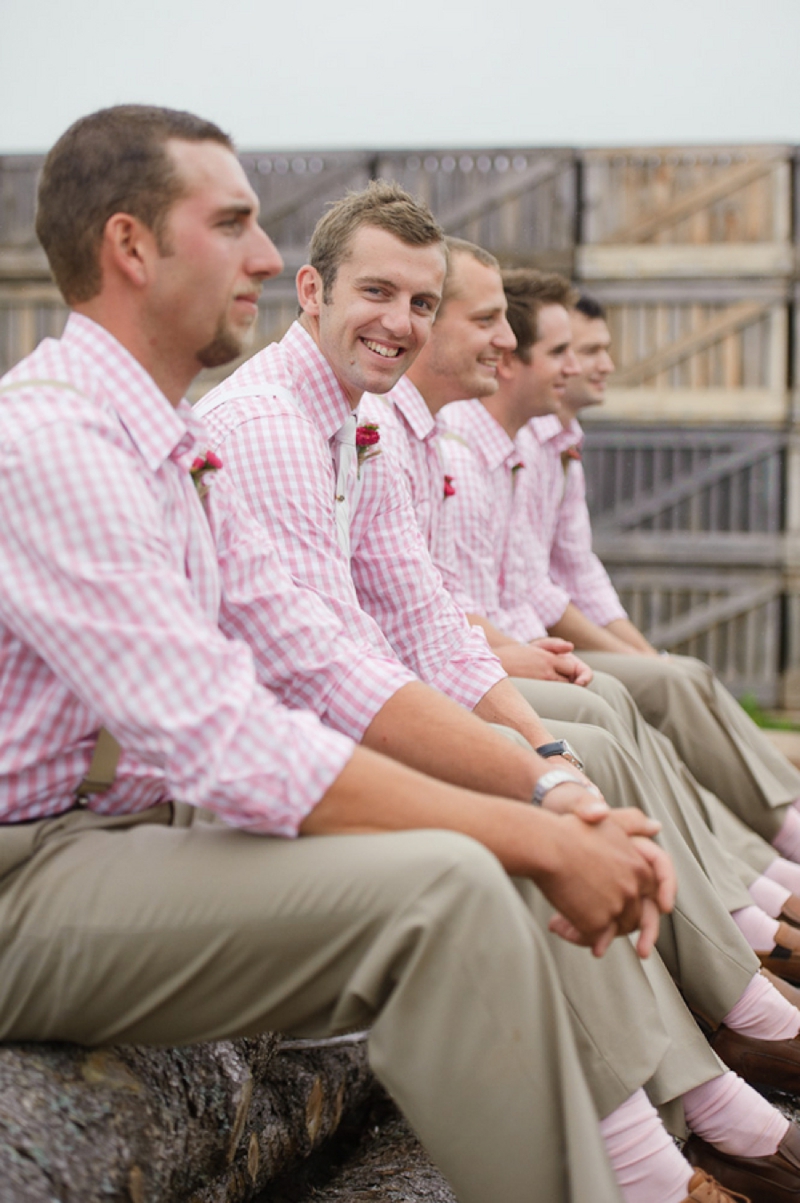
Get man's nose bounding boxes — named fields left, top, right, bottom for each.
left=563, top=349, right=581, bottom=376
left=381, top=298, right=413, bottom=338
left=599, top=350, right=615, bottom=374
left=249, top=227, right=284, bottom=280
left=495, top=315, right=517, bottom=351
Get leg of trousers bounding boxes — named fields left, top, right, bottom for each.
left=581, top=652, right=800, bottom=842
left=512, top=675, right=761, bottom=908
left=0, top=805, right=632, bottom=1203
left=538, top=718, right=760, bottom=1025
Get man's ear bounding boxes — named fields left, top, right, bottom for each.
left=497, top=348, right=518, bottom=381
left=101, top=213, right=156, bottom=290
left=296, top=264, right=324, bottom=317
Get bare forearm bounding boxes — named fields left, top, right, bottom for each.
left=606, top=618, right=659, bottom=656
left=466, top=612, right=517, bottom=648
left=362, top=681, right=547, bottom=801
left=471, top=677, right=554, bottom=749
left=550, top=603, right=636, bottom=654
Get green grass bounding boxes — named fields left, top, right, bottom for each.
left=739, top=692, right=800, bottom=732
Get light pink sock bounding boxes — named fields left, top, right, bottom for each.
left=748, top=873, right=792, bottom=918
left=599, top=1089, right=691, bottom=1203
left=723, top=971, right=800, bottom=1040
left=683, top=1070, right=789, bottom=1157
left=773, top=807, right=800, bottom=863
left=765, top=855, right=800, bottom=896
left=731, top=904, right=779, bottom=950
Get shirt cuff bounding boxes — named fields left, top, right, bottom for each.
left=318, top=655, right=418, bottom=742
left=529, top=581, right=572, bottom=628
left=427, top=626, right=507, bottom=710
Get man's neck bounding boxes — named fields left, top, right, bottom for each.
left=480, top=389, right=525, bottom=441
left=73, top=300, right=195, bottom=407
left=558, top=398, right=582, bottom=430
left=405, top=363, right=452, bottom=417
left=298, top=312, right=362, bottom=411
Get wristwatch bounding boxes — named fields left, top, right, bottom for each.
left=532, top=769, right=585, bottom=807
left=535, top=738, right=584, bottom=773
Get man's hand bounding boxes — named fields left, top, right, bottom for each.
left=497, top=641, right=593, bottom=685
left=530, top=638, right=593, bottom=686
left=537, top=769, right=608, bottom=816
left=537, top=810, right=675, bottom=959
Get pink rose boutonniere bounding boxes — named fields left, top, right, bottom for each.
left=443, top=474, right=456, bottom=498
left=356, top=423, right=381, bottom=474
left=561, top=446, right=582, bottom=470
left=190, top=449, right=223, bottom=501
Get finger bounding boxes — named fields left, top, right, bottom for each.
left=574, top=667, right=594, bottom=687
left=632, top=839, right=677, bottom=912
left=634, top=898, right=661, bottom=958
left=573, top=797, right=611, bottom=823
left=608, top=808, right=662, bottom=839
left=591, top=921, right=619, bottom=958
left=548, top=913, right=594, bottom=946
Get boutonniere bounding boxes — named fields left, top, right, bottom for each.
left=190, top=449, right=223, bottom=501
left=562, top=446, right=582, bottom=464
left=356, top=424, right=381, bottom=474
left=511, top=461, right=525, bottom=475
left=443, top=474, right=456, bottom=498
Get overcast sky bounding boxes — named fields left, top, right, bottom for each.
left=2, top=0, right=799, bottom=153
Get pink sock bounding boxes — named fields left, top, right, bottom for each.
left=748, top=873, right=792, bottom=918
left=765, top=855, right=800, bottom=896
left=723, top=971, right=800, bottom=1040
left=731, top=904, right=779, bottom=951
left=683, top=1070, right=789, bottom=1157
left=599, top=1089, right=691, bottom=1203
left=773, top=807, right=800, bottom=863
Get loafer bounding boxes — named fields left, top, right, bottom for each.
left=682, top=1167, right=750, bottom=1201
left=685, top=1123, right=800, bottom=1201
left=760, top=966, right=800, bottom=1010
left=758, top=944, right=800, bottom=987
left=780, top=896, right=800, bottom=929
left=707, top=1024, right=800, bottom=1092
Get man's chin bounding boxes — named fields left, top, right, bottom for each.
left=196, top=329, right=252, bottom=370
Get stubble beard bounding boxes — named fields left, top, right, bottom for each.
left=197, top=317, right=254, bottom=370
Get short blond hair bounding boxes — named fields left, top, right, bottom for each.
left=309, top=179, right=445, bottom=302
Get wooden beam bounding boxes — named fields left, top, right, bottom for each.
left=438, top=158, right=572, bottom=233
left=611, top=301, right=769, bottom=387
left=576, top=243, right=794, bottom=279
left=605, top=157, right=781, bottom=244
left=595, top=532, right=784, bottom=568
left=582, top=387, right=787, bottom=424
left=592, top=434, right=778, bottom=532
left=642, top=580, right=780, bottom=648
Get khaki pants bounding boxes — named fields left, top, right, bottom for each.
left=0, top=803, right=636, bottom=1203
left=507, top=714, right=759, bottom=1025
left=581, top=652, right=800, bottom=844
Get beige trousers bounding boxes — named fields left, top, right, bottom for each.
left=0, top=802, right=667, bottom=1203
left=516, top=715, right=760, bottom=1025
left=581, top=652, right=800, bottom=844
left=515, top=673, right=775, bottom=885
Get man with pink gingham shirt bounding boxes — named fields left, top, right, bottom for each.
left=0, top=107, right=691, bottom=1203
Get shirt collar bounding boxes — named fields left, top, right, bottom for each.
left=385, top=375, right=436, bottom=441
left=447, top=399, right=518, bottom=472
left=63, top=313, right=199, bottom=470
left=529, top=413, right=584, bottom=453
left=281, top=320, right=356, bottom=440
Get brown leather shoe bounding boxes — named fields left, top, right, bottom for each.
left=682, top=1167, right=750, bottom=1200
left=708, top=1024, right=800, bottom=1091
left=780, top=896, right=800, bottom=928
left=757, top=925, right=800, bottom=985
left=761, top=966, right=800, bottom=1009
left=685, top=1123, right=800, bottom=1201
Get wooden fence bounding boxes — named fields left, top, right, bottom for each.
left=3, top=142, right=800, bottom=702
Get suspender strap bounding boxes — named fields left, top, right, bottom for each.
left=74, top=727, right=121, bottom=801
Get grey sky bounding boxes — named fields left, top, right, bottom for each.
left=2, top=0, right=799, bottom=153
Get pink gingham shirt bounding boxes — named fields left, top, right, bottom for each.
left=197, top=323, right=504, bottom=710
left=0, top=314, right=411, bottom=833
left=360, top=377, right=465, bottom=603
left=437, top=400, right=549, bottom=642
left=517, top=416, right=627, bottom=627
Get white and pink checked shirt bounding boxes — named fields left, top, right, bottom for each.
left=437, top=400, right=549, bottom=642
left=517, top=416, right=627, bottom=628
left=360, top=377, right=466, bottom=604
left=196, top=323, right=504, bottom=710
left=0, top=315, right=421, bottom=832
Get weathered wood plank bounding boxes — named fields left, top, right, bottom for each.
left=576, top=242, right=794, bottom=279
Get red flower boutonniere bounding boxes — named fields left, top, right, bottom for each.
left=443, top=474, right=456, bottom=498
left=356, top=424, right=381, bottom=474
left=564, top=446, right=582, bottom=463
left=511, top=461, right=525, bottom=475
left=190, top=449, right=223, bottom=501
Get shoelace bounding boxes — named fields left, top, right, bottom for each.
left=687, top=1169, right=751, bottom=1203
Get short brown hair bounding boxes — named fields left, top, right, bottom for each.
left=308, top=179, right=445, bottom=302
left=501, top=269, right=578, bottom=363
left=439, top=237, right=500, bottom=309
left=36, top=105, right=233, bottom=304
